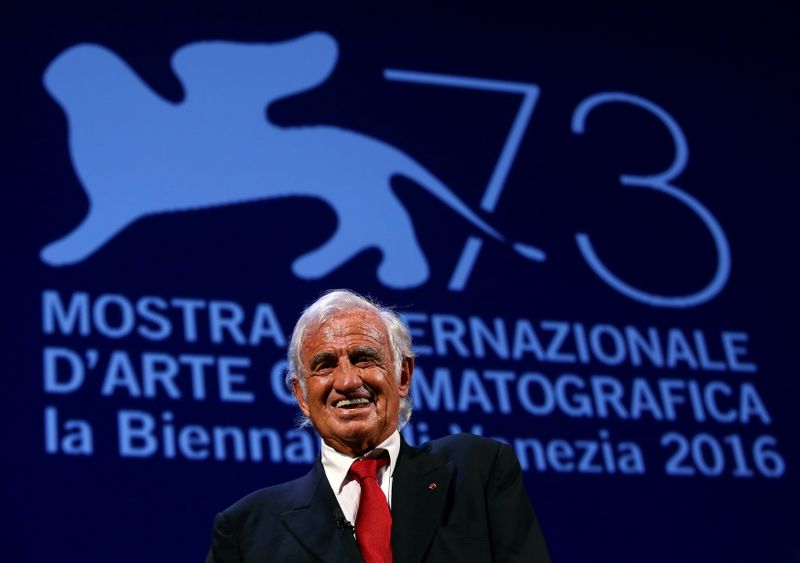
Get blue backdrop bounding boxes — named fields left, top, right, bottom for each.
left=3, top=3, right=799, bottom=562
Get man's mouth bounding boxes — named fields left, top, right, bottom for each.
left=333, top=397, right=372, bottom=409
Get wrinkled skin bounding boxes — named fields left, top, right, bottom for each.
left=292, top=309, right=413, bottom=456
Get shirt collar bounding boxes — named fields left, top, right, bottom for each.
left=320, top=430, right=401, bottom=494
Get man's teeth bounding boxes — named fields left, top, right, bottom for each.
left=335, top=398, right=371, bottom=408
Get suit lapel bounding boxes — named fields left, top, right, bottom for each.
left=280, top=462, right=363, bottom=563
left=391, top=439, right=453, bottom=563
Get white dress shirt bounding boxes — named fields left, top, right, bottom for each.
left=320, top=430, right=401, bottom=527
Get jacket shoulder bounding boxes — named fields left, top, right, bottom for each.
left=220, top=468, right=317, bottom=525
left=414, top=433, right=515, bottom=476
left=427, top=432, right=508, bottom=458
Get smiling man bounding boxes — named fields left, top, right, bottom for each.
left=205, top=290, right=550, bottom=563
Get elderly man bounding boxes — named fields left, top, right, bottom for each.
left=206, top=290, right=550, bottom=562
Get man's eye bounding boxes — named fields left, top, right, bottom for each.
left=312, top=361, right=335, bottom=374
left=353, top=355, right=378, bottom=367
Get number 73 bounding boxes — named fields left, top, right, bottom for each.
left=385, top=70, right=730, bottom=308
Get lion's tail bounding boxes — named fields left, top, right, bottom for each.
left=401, top=161, right=546, bottom=262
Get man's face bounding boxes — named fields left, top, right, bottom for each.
left=292, top=308, right=412, bottom=456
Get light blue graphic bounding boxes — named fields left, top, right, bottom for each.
left=448, top=237, right=484, bottom=291
left=385, top=70, right=546, bottom=290
left=41, top=33, right=541, bottom=289
left=571, top=92, right=731, bottom=308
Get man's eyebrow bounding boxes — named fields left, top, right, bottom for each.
left=309, top=351, right=336, bottom=371
left=350, top=346, right=384, bottom=360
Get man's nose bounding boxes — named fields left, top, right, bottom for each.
left=333, top=360, right=362, bottom=392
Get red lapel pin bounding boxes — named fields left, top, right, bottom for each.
left=428, top=482, right=437, bottom=490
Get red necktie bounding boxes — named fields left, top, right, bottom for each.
left=349, top=455, right=392, bottom=563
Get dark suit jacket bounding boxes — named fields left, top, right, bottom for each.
left=205, top=433, right=550, bottom=562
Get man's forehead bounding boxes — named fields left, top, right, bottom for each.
left=301, top=309, right=388, bottom=349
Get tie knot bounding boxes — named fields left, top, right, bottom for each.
left=349, top=454, right=389, bottom=482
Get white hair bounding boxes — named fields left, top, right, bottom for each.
left=286, top=289, right=414, bottom=429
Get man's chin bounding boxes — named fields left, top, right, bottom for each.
left=330, top=417, right=383, bottom=448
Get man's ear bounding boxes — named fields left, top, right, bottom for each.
left=291, top=375, right=311, bottom=417
left=397, top=357, right=414, bottom=398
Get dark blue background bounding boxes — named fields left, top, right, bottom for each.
left=3, top=2, right=799, bottom=562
